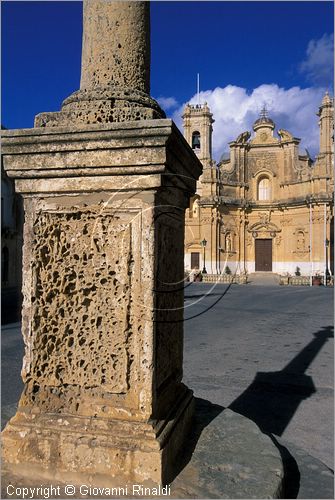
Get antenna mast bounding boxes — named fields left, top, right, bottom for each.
left=197, top=73, right=200, bottom=105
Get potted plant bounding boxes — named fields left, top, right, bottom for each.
left=224, top=265, right=232, bottom=275
left=194, top=271, right=203, bottom=282
left=312, top=272, right=322, bottom=286
left=295, top=266, right=301, bottom=276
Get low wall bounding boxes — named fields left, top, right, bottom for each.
left=185, top=273, right=334, bottom=286
left=279, top=275, right=334, bottom=286
left=185, top=273, right=248, bottom=284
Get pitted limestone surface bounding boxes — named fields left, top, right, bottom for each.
left=28, top=211, right=132, bottom=396
left=34, top=1, right=165, bottom=128
left=2, top=105, right=202, bottom=482
left=34, top=87, right=164, bottom=127
left=80, top=1, right=150, bottom=92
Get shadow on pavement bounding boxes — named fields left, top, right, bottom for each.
left=184, top=292, right=229, bottom=299
left=229, top=325, right=333, bottom=436
left=174, top=398, right=300, bottom=498
left=173, top=397, right=224, bottom=479
left=270, top=434, right=300, bottom=499
left=177, top=327, right=333, bottom=496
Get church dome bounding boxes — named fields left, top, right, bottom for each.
left=253, top=106, right=275, bottom=131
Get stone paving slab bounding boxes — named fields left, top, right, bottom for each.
left=275, top=437, right=334, bottom=499
left=171, top=399, right=284, bottom=499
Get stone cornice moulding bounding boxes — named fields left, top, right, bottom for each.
left=2, top=120, right=203, bottom=196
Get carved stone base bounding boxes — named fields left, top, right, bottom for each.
left=34, top=87, right=165, bottom=128
left=2, top=389, right=194, bottom=486
left=2, top=120, right=202, bottom=487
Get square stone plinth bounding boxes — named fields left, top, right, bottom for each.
left=1, top=119, right=202, bottom=485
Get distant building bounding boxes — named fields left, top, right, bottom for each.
left=183, top=92, right=334, bottom=279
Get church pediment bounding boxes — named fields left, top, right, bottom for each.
left=250, top=133, right=279, bottom=145
left=248, top=220, right=281, bottom=235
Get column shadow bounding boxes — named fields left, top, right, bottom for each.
left=227, top=324, right=333, bottom=498
left=173, top=398, right=300, bottom=498
left=229, top=325, right=333, bottom=436
left=174, top=326, right=333, bottom=497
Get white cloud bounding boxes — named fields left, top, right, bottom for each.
left=156, top=96, right=179, bottom=111
left=299, top=33, right=334, bottom=86
left=172, top=84, right=326, bottom=161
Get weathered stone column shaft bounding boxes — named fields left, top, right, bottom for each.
left=80, top=0, right=150, bottom=93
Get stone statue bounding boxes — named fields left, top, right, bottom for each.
left=226, top=233, right=232, bottom=252
left=235, top=131, right=251, bottom=144
left=278, top=129, right=293, bottom=141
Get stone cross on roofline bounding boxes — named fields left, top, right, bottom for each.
left=259, top=104, right=269, bottom=119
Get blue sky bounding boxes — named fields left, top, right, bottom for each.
left=2, top=1, right=334, bottom=159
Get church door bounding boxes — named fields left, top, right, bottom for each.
left=255, top=239, right=272, bottom=271
left=191, top=252, right=200, bottom=270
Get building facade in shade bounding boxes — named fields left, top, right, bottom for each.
left=1, top=168, right=23, bottom=300
left=183, top=92, right=334, bottom=278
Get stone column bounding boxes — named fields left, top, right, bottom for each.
left=35, top=1, right=164, bottom=128
left=2, top=0, right=202, bottom=487
left=80, top=1, right=150, bottom=92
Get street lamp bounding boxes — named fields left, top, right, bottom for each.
left=201, top=238, right=207, bottom=274
left=325, top=238, right=330, bottom=286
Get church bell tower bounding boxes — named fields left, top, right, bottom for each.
left=316, top=91, right=334, bottom=176
left=318, top=91, right=334, bottom=155
left=182, top=102, right=214, bottom=169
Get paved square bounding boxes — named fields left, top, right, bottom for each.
left=183, top=283, right=334, bottom=469
left=2, top=283, right=334, bottom=470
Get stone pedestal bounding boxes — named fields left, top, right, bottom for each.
left=1, top=120, right=202, bottom=485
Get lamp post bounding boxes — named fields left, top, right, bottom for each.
left=325, top=238, right=330, bottom=286
left=201, top=238, right=207, bottom=274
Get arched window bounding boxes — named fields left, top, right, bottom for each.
left=2, top=246, right=9, bottom=283
left=192, top=131, right=201, bottom=149
left=189, top=197, right=199, bottom=218
left=192, top=199, right=199, bottom=217
left=258, top=177, right=271, bottom=201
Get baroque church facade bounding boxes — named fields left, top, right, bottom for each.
left=183, top=92, right=334, bottom=279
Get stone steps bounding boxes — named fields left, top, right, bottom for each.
left=248, top=272, right=281, bottom=286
